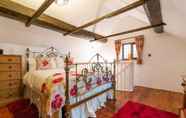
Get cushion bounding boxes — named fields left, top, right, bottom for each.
left=50, top=57, right=57, bottom=69
left=37, top=57, right=52, bottom=70
left=56, top=57, right=64, bottom=68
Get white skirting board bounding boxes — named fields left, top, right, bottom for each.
left=116, top=61, right=134, bottom=92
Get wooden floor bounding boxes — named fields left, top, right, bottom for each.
left=96, top=86, right=184, bottom=118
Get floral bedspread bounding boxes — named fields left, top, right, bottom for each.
left=23, top=69, right=66, bottom=116
left=23, top=68, right=113, bottom=116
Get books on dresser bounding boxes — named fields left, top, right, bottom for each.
left=0, top=55, right=22, bottom=107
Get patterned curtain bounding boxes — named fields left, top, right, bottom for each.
left=135, top=36, right=144, bottom=64
left=115, top=40, right=121, bottom=62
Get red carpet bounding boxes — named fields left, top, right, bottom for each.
left=7, top=99, right=39, bottom=118
left=113, top=101, right=179, bottom=118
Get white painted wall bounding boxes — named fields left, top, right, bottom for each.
left=1, top=13, right=186, bottom=93
left=112, top=16, right=186, bottom=93
left=134, top=31, right=186, bottom=93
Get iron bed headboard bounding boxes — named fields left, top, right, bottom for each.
left=26, top=47, right=66, bottom=72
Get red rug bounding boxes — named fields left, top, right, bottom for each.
left=7, top=99, right=39, bottom=118
left=113, top=101, right=179, bottom=118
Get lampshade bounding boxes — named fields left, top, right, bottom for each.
left=55, top=0, right=69, bottom=6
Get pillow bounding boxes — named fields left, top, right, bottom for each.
left=50, top=57, right=57, bottom=69
left=28, top=58, right=37, bottom=71
left=56, top=57, right=64, bottom=68
left=37, top=57, right=52, bottom=70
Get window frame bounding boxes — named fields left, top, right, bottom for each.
left=122, top=42, right=137, bottom=60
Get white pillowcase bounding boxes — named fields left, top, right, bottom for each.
left=28, top=57, right=64, bottom=71
left=36, top=57, right=52, bottom=70
left=56, top=57, right=64, bottom=68
left=50, top=57, right=57, bottom=69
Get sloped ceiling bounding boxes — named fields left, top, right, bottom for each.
left=11, top=0, right=186, bottom=40
left=161, top=0, right=186, bottom=40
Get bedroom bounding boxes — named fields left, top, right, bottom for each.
left=0, top=0, right=186, bottom=118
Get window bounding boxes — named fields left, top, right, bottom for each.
left=122, top=43, right=137, bottom=60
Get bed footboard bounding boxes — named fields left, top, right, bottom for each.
left=63, top=53, right=116, bottom=118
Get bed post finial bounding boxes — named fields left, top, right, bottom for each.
left=51, top=46, right=54, bottom=51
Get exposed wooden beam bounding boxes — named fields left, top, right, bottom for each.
left=90, top=23, right=166, bottom=42
left=0, top=0, right=107, bottom=43
left=143, top=0, right=164, bottom=33
left=26, top=0, right=55, bottom=27
left=64, top=0, right=146, bottom=36
left=118, top=35, right=144, bottom=41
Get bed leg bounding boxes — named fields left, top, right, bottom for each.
left=113, top=83, right=116, bottom=101
left=65, top=111, right=71, bottom=118
left=62, top=106, right=71, bottom=118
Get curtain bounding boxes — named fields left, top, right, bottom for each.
left=115, top=40, right=121, bottom=62
left=135, top=36, right=144, bottom=64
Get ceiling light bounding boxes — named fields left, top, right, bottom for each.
left=55, top=0, right=69, bottom=6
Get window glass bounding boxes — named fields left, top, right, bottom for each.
left=132, top=44, right=137, bottom=58
left=122, top=43, right=137, bottom=60
left=123, top=44, right=131, bottom=60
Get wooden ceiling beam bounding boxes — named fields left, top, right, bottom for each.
left=0, top=0, right=107, bottom=43
left=64, top=0, right=146, bottom=36
left=26, top=0, right=55, bottom=27
left=90, top=23, right=166, bottom=42
left=143, top=0, right=164, bottom=33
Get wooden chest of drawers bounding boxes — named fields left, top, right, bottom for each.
left=0, top=55, right=22, bottom=107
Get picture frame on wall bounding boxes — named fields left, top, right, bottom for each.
left=0, top=49, right=3, bottom=55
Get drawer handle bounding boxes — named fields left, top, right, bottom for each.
left=13, top=82, right=17, bottom=85
left=9, top=94, right=13, bottom=97
left=8, top=74, right=12, bottom=78
left=9, top=83, right=12, bottom=86
left=8, top=66, right=12, bottom=69
left=8, top=59, right=13, bottom=62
